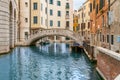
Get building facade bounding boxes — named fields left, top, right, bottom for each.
left=89, top=0, right=120, bottom=52
left=73, top=10, right=78, bottom=32
left=19, top=0, right=30, bottom=41
left=109, top=0, right=120, bottom=52
left=19, top=0, right=73, bottom=42
left=82, top=0, right=90, bottom=41
left=90, top=0, right=109, bottom=48
left=78, top=0, right=90, bottom=42
left=0, top=0, right=18, bottom=54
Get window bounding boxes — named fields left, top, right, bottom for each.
left=25, top=2, right=28, bottom=7
left=82, top=12, right=84, bottom=18
left=33, top=3, right=37, bottom=10
left=90, top=3, right=92, bottom=12
left=58, top=11, right=61, bottom=16
left=49, top=0, right=53, bottom=4
left=96, top=4, right=98, bottom=14
left=41, top=4, right=43, bottom=11
left=41, top=17, right=43, bottom=25
left=45, top=19, right=47, bottom=26
left=45, top=7, right=47, bottom=14
left=107, top=12, right=109, bottom=25
left=93, top=0, right=95, bottom=9
left=25, top=18, right=28, bottom=22
left=25, top=32, right=28, bottom=40
left=66, top=11, right=69, bottom=15
left=66, top=3, right=70, bottom=9
left=102, top=15, right=104, bottom=27
left=50, top=20, right=53, bottom=26
left=99, top=0, right=104, bottom=10
left=57, top=1, right=61, bottom=6
left=33, top=16, right=38, bottom=24
left=58, top=21, right=60, bottom=27
left=66, top=21, right=69, bottom=27
left=84, top=23, right=86, bottom=29
left=50, top=9, right=53, bottom=15
left=111, top=35, right=114, bottom=45
left=107, top=35, right=109, bottom=43
left=103, top=35, right=104, bottom=42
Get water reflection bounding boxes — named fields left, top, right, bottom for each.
left=0, top=43, right=100, bottom=80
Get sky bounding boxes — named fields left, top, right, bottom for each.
left=74, top=0, right=86, bottom=10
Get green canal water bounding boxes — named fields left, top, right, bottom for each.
left=0, top=43, right=102, bottom=80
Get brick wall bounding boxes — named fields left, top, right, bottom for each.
left=97, top=52, right=120, bottom=80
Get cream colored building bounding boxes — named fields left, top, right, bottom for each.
left=78, top=6, right=83, bottom=36
left=83, top=0, right=90, bottom=40
left=19, top=0, right=30, bottom=41
left=78, top=0, right=90, bottom=41
left=31, top=0, right=41, bottom=30
left=0, top=0, right=18, bottom=54
left=20, top=0, right=73, bottom=42
left=39, top=0, right=73, bottom=30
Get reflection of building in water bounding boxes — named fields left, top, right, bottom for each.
left=54, top=43, right=57, bottom=53
left=49, top=43, right=60, bottom=54
left=61, top=43, right=66, bottom=53
left=38, top=43, right=70, bottom=54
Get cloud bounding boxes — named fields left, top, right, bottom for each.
left=74, top=0, right=86, bottom=10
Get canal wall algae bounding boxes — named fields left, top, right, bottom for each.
left=0, top=43, right=103, bottom=80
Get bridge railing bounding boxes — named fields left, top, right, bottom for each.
left=27, top=29, right=82, bottom=43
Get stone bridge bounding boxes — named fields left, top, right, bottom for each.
left=24, top=29, right=83, bottom=46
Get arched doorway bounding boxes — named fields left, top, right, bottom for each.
left=9, top=1, right=13, bottom=48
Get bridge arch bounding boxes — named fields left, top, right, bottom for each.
left=25, top=29, right=82, bottom=46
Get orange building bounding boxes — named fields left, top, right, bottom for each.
left=73, top=10, right=79, bottom=32
left=90, top=0, right=109, bottom=47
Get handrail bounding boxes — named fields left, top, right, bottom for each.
left=26, top=29, right=82, bottom=45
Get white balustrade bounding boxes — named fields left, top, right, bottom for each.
left=26, top=29, right=82, bottom=45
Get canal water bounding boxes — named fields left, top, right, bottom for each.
left=0, top=43, right=102, bottom=80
